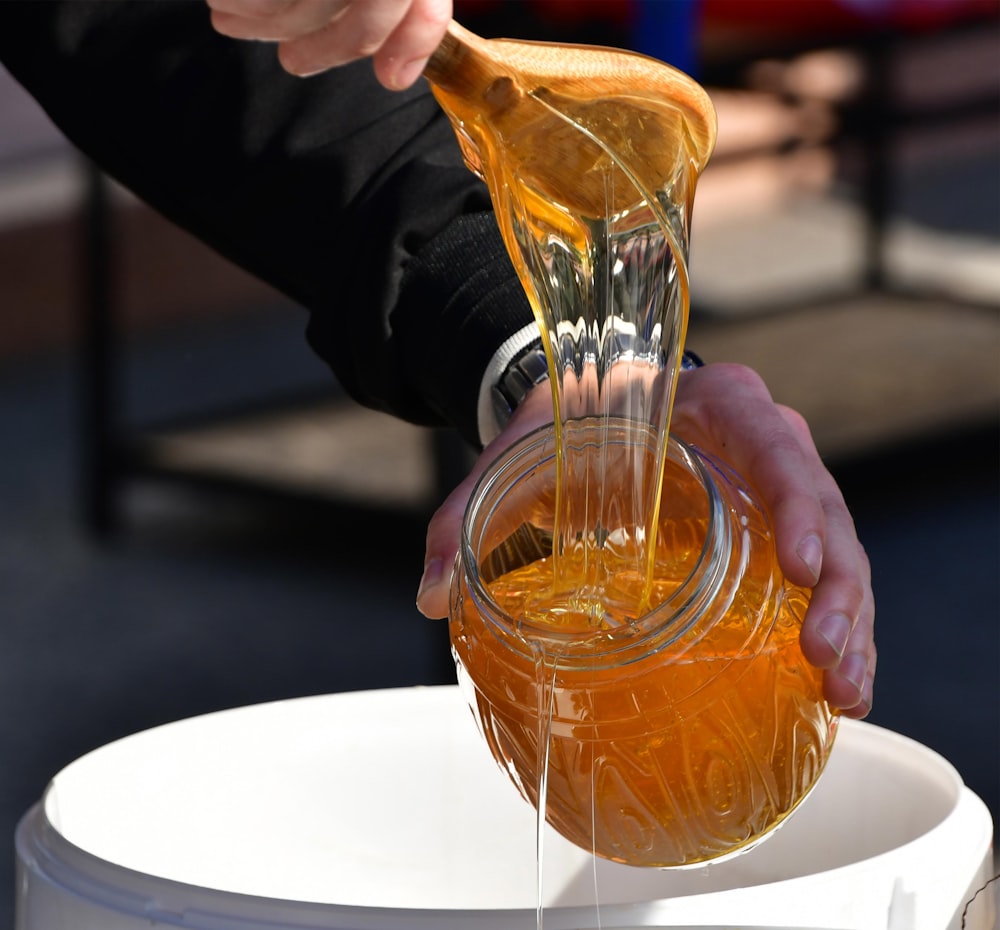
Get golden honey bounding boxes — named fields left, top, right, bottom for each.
left=431, top=26, right=835, bottom=871
left=451, top=421, right=837, bottom=867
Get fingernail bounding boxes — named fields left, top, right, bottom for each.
left=416, top=557, right=444, bottom=608
left=818, top=612, right=852, bottom=661
left=839, top=651, right=867, bottom=700
left=389, top=56, right=429, bottom=90
left=859, top=675, right=874, bottom=716
left=796, top=533, right=823, bottom=583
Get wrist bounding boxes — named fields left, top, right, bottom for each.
left=478, top=339, right=704, bottom=446
left=477, top=324, right=547, bottom=446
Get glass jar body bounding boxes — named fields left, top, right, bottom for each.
left=450, top=421, right=837, bottom=868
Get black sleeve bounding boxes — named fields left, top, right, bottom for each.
left=0, top=0, right=534, bottom=447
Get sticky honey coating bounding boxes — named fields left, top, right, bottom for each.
left=452, top=453, right=837, bottom=868
left=436, top=28, right=834, bottom=869
left=429, top=31, right=716, bottom=591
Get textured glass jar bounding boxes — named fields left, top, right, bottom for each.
left=450, top=419, right=838, bottom=868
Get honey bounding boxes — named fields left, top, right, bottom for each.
left=429, top=24, right=835, bottom=874
left=427, top=35, right=716, bottom=589
left=451, top=421, right=837, bottom=867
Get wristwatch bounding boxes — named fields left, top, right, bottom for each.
left=490, top=340, right=551, bottom=431
left=491, top=341, right=705, bottom=433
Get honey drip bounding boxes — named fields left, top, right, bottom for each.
left=433, top=17, right=833, bottom=911
left=451, top=430, right=836, bottom=871
left=426, top=22, right=716, bottom=616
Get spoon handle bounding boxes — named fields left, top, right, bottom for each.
left=424, top=21, right=473, bottom=81
left=424, top=20, right=503, bottom=96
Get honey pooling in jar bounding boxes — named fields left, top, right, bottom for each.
left=427, top=29, right=716, bottom=610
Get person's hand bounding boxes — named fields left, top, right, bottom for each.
left=666, top=363, right=875, bottom=719
left=417, top=363, right=875, bottom=720
left=206, top=0, right=452, bottom=89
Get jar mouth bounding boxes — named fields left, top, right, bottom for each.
left=460, top=417, right=731, bottom=664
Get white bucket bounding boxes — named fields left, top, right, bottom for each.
left=15, top=685, right=995, bottom=930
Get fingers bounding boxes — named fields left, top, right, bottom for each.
left=209, top=0, right=344, bottom=41
left=417, top=383, right=554, bottom=620
left=370, top=0, right=453, bottom=89
left=415, top=465, right=479, bottom=620
left=772, top=406, right=875, bottom=717
left=672, top=363, right=876, bottom=718
left=207, top=0, right=452, bottom=88
left=208, top=0, right=296, bottom=17
left=672, top=364, right=828, bottom=588
left=418, top=361, right=877, bottom=720
left=765, top=405, right=829, bottom=588
left=810, top=541, right=876, bottom=718
left=276, top=0, right=413, bottom=77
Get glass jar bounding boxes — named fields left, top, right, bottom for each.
left=450, top=419, right=838, bottom=868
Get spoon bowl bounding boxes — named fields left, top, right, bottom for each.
left=423, top=20, right=717, bottom=218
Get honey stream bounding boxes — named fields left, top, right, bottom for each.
left=427, top=23, right=715, bottom=619
left=426, top=21, right=718, bottom=923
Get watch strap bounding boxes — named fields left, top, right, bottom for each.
left=491, top=340, right=549, bottom=431
left=486, top=340, right=705, bottom=440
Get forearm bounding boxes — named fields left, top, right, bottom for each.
left=0, top=0, right=532, bottom=445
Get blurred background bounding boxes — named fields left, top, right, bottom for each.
left=1, top=0, right=998, bottom=924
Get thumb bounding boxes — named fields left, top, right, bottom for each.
left=417, top=384, right=555, bottom=619
left=416, top=473, right=477, bottom=619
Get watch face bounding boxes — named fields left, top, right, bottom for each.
left=681, top=349, right=704, bottom=370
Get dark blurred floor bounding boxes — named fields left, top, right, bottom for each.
left=2, top=12, right=999, bottom=929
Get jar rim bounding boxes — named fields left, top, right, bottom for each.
left=459, top=417, right=731, bottom=665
